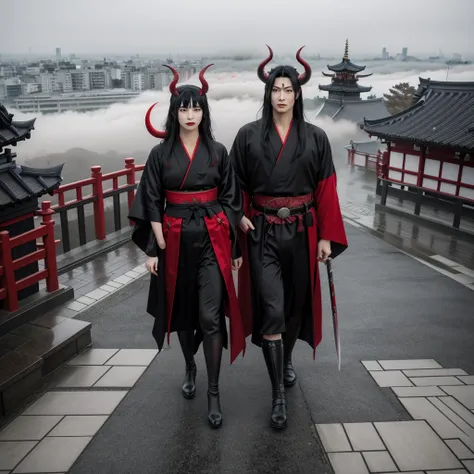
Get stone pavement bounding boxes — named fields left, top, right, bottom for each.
left=1, top=220, right=474, bottom=473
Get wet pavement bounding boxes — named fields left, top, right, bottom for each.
left=2, top=222, right=474, bottom=473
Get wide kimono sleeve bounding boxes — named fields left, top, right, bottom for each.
left=218, top=145, right=243, bottom=260
left=313, top=130, right=348, bottom=259
left=127, top=146, right=164, bottom=258
left=228, top=127, right=250, bottom=218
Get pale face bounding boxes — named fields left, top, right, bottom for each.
left=271, top=77, right=299, bottom=114
left=177, top=99, right=203, bottom=132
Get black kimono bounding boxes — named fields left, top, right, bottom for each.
left=128, top=137, right=247, bottom=363
left=229, top=119, right=348, bottom=354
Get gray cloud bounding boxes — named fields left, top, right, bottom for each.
left=1, top=0, right=473, bottom=57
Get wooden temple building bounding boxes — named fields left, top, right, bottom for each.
left=312, top=40, right=389, bottom=123
left=362, top=78, right=474, bottom=231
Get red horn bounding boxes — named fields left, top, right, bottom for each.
left=296, top=46, right=312, bottom=85
left=199, top=63, right=214, bottom=95
left=145, top=103, right=166, bottom=139
left=162, top=64, right=180, bottom=96
left=257, top=45, right=273, bottom=83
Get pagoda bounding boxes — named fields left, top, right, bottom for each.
left=312, top=40, right=389, bottom=123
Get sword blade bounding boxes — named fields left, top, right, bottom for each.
left=326, top=259, right=341, bottom=371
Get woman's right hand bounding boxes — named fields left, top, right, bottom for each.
left=146, top=256, right=158, bottom=276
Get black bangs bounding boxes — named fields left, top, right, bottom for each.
left=175, top=87, right=203, bottom=109
left=163, top=85, right=215, bottom=161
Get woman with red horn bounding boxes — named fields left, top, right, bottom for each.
left=128, top=63, right=246, bottom=429
left=229, top=46, right=348, bottom=430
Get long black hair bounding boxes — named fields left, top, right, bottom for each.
left=260, top=65, right=306, bottom=161
left=162, top=84, right=215, bottom=161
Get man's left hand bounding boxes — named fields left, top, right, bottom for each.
left=318, top=239, right=332, bottom=262
left=232, top=257, right=243, bottom=271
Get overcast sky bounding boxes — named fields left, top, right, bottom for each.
left=1, top=0, right=473, bottom=58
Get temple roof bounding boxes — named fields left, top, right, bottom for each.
left=326, top=39, right=366, bottom=74
left=314, top=98, right=389, bottom=123
left=0, top=104, right=36, bottom=152
left=0, top=159, right=64, bottom=208
left=362, top=78, right=474, bottom=151
left=319, top=83, right=372, bottom=94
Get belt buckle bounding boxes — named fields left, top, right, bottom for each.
left=276, top=207, right=290, bottom=219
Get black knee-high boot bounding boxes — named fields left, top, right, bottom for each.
left=178, top=330, right=196, bottom=399
left=262, top=339, right=287, bottom=429
left=203, top=333, right=223, bottom=428
left=283, top=317, right=302, bottom=387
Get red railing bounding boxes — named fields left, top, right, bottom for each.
left=0, top=201, right=59, bottom=312
left=49, top=157, right=145, bottom=253
left=347, top=147, right=382, bottom=171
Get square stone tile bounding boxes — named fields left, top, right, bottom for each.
left=430, top=254, right=458, bottom=267
left=438, top=396, right=474, bottom=429
left=369, top=370, right=413, bottom=387
left=445, top=439, right=474, bottom=460
left=459, top=376, right=474, bottom=385
left=377, top=359, right=442, bottom=370
left=114, top=275, right=132, bottom=285
left=374, top=420, right=463, bottom=470
left=76, top=296, right=96, bottom=306
left=328, top=452, right=369, bottom=474
left=84, top=288, right=108, bottom=301
left=450, top=273, right=474, bottom=285
left=463, top=460, right=474, bottom=472
left=361, top=361, right=383, bottom=371
left=124, top=270, right=140, bottom=278
left=0, top=441, right=37, bottom=470
left=105, top=280, right=123, bottom=289
left=23, top=391, right=128, bottom=416
left=0, top=416, right=62, bottom=441
left=67, top=348, right=119, bottom=366
left=12, top=436, right=91, bottom=473
left=132, top=265, right=147, bottom=274
left=343, top=423, right=385, bottom=451
left=67, top=301, right=87, bottom=312
left=403, top=368, right=468, bottom=377
left=362, top=451, right=397, bottom=472
left=93, top=366, right=146, bottom=388
left=411, top=376, right=465, bottom=386
left=392, top=386, right=447, bottom=397
left=105, top=349, right=158, bottom=366
left=442, top=386, right=474, bottom=410
left=453, top=265, right=474, bottom=278
left=53, top=366, right=111, bottom=388
left=426, top=470, right=469, bottom=474
left=99, top=284, right=117, bottom=293
left=429, top=397, right=474, bottom=438
left=48, top=416, right=108, bottom=437
left=399, top=397, right=466, bottom=438
left=315, top=424, right=352, bottom=452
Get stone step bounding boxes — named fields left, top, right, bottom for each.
left=0, top=316, right=91, bottom=417
left=0, top=284, right=74, bottom=337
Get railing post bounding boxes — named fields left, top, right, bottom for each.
left=125, top=157, right=136, bottom=226
left=37, top=201, right=59, bottom=292
left=0, top=230, right=19, bottom=312
left=91, top=166, right=106, bottom=240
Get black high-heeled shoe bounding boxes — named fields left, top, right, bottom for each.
left=182, top=361, right=196, bottom=399
left=207, top=383, right=222, bottom=428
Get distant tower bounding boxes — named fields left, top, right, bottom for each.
left=318, top=39, right=373, bottom=102
left=402, top=47, right=408, bottom=59
left=56, top=48, right=61, bottom=59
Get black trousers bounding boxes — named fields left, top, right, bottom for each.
left=248, top=218, right=310, bottom=336
left=172, top=215, right=224, bottom=337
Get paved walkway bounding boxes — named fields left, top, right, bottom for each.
left=1, top=222, right=474, bottom=473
